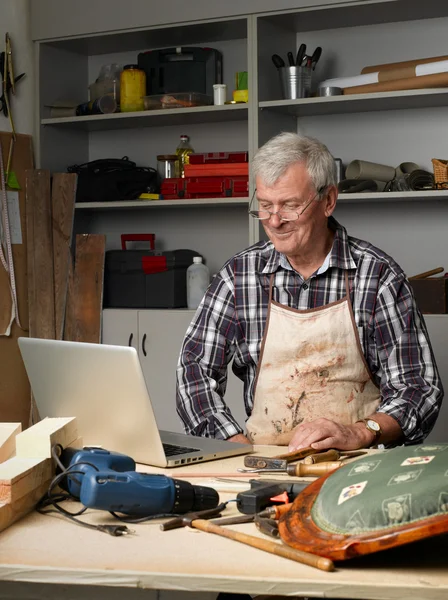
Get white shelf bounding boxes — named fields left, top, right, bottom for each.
left=42, top=104, right=248, bottom=131
left=259, top=89, right=448, bottom=117
left=75, top=192, right=448, bottom=210
left=338, top=191, right=448, bottom=203
left=75, top=197, right=249, bottom=209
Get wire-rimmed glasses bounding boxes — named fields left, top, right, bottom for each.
left=248, top=188, right=325, bottom=221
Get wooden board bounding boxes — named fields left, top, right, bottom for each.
left=51, top=173, right=77, bottom=340
left=0, top=424, right=21, bottom=464
left=0, top=133, right=33, bottom=429
left=15, top=417, right=78, bottom=459
left=64, top=234, right=106, bottom=343
left=0, top=457, right=52, bottom=503
left=0, top=478, right=52, bottom=535
left=25, top=169, right=55, bottom=340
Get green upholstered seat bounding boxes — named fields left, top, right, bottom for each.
left=311, top=444, right=448, bottom=535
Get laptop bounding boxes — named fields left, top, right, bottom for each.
left=18, top=337, right=252, bottom=467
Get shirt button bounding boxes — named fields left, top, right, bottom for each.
left=302, top=283, right=308, bottom=290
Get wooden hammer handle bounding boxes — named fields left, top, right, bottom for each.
left=192, top=518, right=334, bottom=572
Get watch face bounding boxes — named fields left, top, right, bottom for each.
left=366, top=419, right=380, bottom=432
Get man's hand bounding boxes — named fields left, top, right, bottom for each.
left=288, top=418, right=374, bottom=452
left=228, top=433, right=251, bottom=444
left=288, top=414, right=403, bottom=452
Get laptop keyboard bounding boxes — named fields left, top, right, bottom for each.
left=163, top=442, right=200, bottom=457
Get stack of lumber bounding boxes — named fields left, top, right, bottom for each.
left=0, top=417, right=81, bottom=534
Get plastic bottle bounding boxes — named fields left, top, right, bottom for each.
left=186, top=257, right=210, bottom=310
left=176, top=134, right=194, bottom=178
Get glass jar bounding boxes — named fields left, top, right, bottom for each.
left=157, top=155, right=180, bottom=180
left=120, top=64, right=146, bottom=112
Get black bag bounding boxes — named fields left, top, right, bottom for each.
left=67, top=157, right=159, bottom=203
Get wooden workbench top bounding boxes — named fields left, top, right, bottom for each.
left=0, top=446, right=447, bottom=599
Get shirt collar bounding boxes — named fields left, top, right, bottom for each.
left=262, top=217, right=357, bottom=275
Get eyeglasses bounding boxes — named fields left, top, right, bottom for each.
left=248, top=188, right=325, bottom=221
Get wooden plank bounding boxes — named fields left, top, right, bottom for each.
left=0, top=477, right=52, bottom=535
left=64, top=234, right=106, bottom=343
left=0, top=423, right=21, bottom=463
left=51, top=173, right=77, bottom=340
left=25, top=169, right=55, bottom=340
left=15, top=417, right=79, bottom=459
left=0, top=457, right=52, bottom=503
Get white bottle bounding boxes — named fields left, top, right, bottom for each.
left=186, top=257, right=210, bottom=310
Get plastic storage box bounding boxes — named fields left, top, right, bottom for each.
left=104, top=249, right=200, bottom=308
left=143, top=93, right=212, bottom=110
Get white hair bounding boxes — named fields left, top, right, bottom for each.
left=252, top=132, right=337, bottom=195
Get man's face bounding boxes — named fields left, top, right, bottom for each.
left=255, top=162, right=333, bottom=260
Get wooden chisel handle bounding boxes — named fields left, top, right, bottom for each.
left=273, top=446, right=316, bottom=461
left=303, top=449, right=340, bottom=464
left=286, top=461, right=342, bottom=477
left=192, top=518, right=334, bottom=572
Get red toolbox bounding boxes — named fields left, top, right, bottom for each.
left=188, top=151, right=248, bottom=164
left=184, top=163, right=249, bottom=177
left=161, top=176, right=248, bottom=199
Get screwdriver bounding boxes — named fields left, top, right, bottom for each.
left=238, top=461, right=343, bottom=477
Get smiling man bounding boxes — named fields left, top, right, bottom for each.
left=176, top=132, right=443, bottom=451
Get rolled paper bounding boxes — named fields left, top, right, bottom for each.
left=361, top=54, right=448, bottom=74
left=345, top=160, right=395, bottom=182
left=343, top=71, right=448, bottom=95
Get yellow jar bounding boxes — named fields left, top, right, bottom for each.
left=120, top=65, right=146, bottom=112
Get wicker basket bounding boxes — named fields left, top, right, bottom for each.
left=431, top=158, right=448, bottom=189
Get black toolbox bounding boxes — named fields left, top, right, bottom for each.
left=104, top=246, right=200, bottom=309
left=137, top=47, right=223, bottom=97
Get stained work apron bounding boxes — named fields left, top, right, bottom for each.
left=246, top=273, right=380, bottom=445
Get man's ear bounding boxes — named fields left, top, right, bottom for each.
left=324, top=185, right=338, bottom=217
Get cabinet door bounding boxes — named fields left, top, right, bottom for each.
left=138, top=310, right=246, bottom=434
left=102, top=309, right=138, bottom=350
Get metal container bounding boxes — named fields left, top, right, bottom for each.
left=278, top=66, right=312, bottom=100
left=318, top=86, right=343, bottom=97
left=157, top=155, right=179, bottom=180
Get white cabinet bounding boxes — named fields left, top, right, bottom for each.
left=102, top=309, right=246, bottom=434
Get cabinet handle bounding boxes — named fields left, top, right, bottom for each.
left=142, top=333, right=147, bottom=356
left=128, top=333, right=133, bottom=346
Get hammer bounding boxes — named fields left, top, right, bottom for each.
left=161, top=509, right=334, bottom=572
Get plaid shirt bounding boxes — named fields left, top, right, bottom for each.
left=176, top=217, right=443, bottom=443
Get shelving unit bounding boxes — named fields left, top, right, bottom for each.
left=33, top=0, right=448, bottom=438
left=41, top=104, right=248, bottom=131
left=259, top=89, right=448, bottom=117
left=75, top=197, right=249, bottom=210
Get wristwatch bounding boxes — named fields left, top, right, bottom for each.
left=357, top=418, right=382, bottom=445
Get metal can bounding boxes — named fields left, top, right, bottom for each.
left=120, top=64, right=146, bottom=112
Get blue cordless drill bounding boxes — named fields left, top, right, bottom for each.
left=59, top=447, right=219, bottom=516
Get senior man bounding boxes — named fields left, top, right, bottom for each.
left=176, top=132, right=443, bottom=451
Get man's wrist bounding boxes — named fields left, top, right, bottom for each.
left=353, top=421, right=377, bottom=448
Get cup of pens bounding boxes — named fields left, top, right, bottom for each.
left=278, top=66, right=312, bottom=100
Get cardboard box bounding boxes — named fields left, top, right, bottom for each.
left=410, top=278, right=448, bottom=314
left=0, top=132, right=34, bottom=428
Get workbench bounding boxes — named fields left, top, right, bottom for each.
left=0, top=445, right=447, bottom=600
